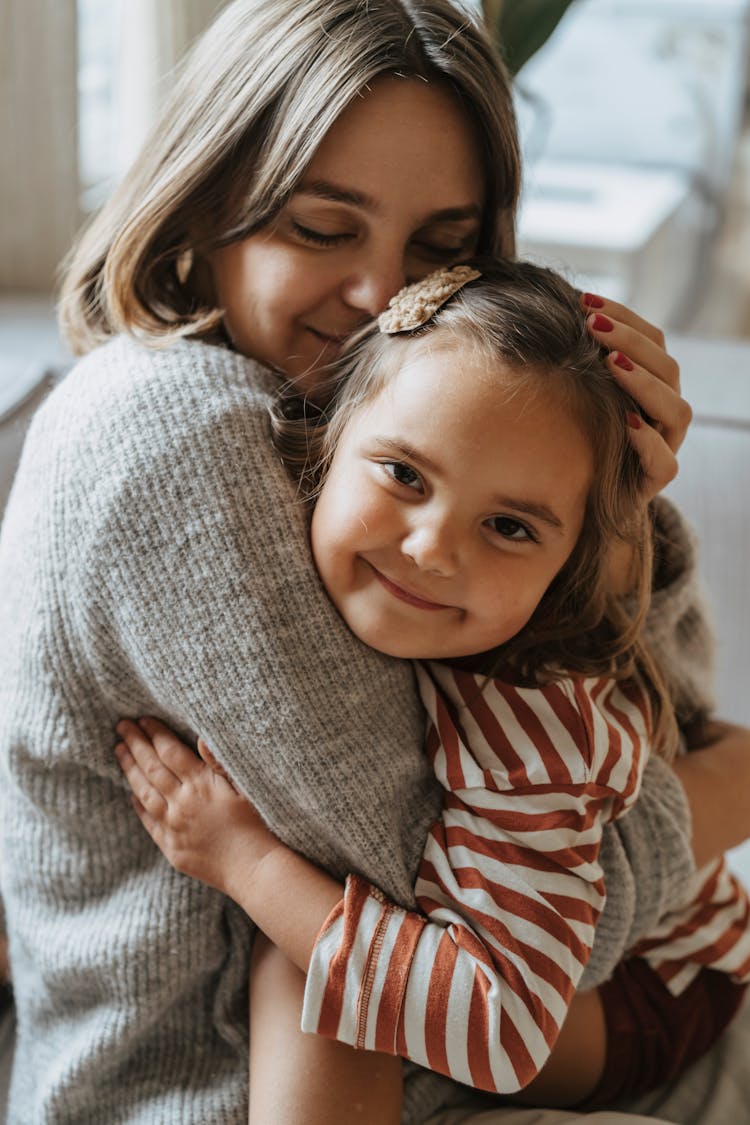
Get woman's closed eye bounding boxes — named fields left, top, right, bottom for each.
left=410, top=239, right=470, bottom=264
left=380, top=460, right=423, bottom=491
left=291, top=220, right=352, bottom=248
left=409, top=223, right=478, bottom=265
left=486, top=515, right=539, bottom=543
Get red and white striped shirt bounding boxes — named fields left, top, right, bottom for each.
left=302, top=662, right=750, bottom=1091
left=633, top=856, right=750, bottom=995
left=302, top=664, right=649, bottom=1092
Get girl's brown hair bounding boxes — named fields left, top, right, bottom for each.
left=59, top=0, right=520, bottom=355
left=272, top=259, right=678, bottom=757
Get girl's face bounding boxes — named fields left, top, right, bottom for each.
left=210, top=78, right=483, bottom=392
left=311, top=342, right=594, bottom=661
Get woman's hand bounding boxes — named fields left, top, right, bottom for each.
left=672, top=720, right=750, bottom=868
left=115, top=717, right=279, bottom=898
left=581, top=292, right=692, bottom=503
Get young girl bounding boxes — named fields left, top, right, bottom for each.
left=116, top=261, right=750, bottom=1122
left=1, top=0, right=743, bottom=1121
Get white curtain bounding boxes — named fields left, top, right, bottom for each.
left=0, top=0, right=224, bottom=293
left=111, top=0, right=226, bottom=182
left=0, top=0, right=79, bottom=291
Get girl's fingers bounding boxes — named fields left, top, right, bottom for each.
left=606, top=353, right=692, bottom=455
left=196, top=737, right=232, bottom=782
left=115, top=718, right=181, bottom=790
left=117, top=717, right=197, bottom=786
left=128, top=793, right=166, bottom=849
left=115, top=741, right=168, bottom=817
left=137, top=716, right=202, bottom=775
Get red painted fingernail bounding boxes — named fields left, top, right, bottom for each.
left=614, top=352, right=635, bottom=371
left=626, top=411, right=642, bottom=430
left=590, top=314, right=614, bottom=332
left=582, top=292, right=606, bottom=309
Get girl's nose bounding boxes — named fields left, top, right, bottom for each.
left=402, top=522, right=459, bottom=578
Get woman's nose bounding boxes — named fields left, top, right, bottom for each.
left=402, top=521, right=459, bottom=577
left=340, top=250, right=405, bottom=317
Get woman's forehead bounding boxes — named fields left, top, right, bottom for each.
left=300, top=77, right=484, bottom=219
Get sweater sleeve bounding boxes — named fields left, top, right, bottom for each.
left=51, top=337, right=439, bottom=904
left=581, top=752, right=695, bottom=988
left=643, top=496, right=717, bottom=724
left=581, top=496, right=711, bottom=986
left=301, top=669, right=649, bottom=1093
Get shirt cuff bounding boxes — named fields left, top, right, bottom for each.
left=301, top=873, right=424, bottom=1053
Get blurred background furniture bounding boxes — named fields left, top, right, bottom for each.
left=515, top=0, right=750, bottom=331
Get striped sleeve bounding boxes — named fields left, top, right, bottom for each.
left=301, top=667, right=650, bottom=1093
left=632, top=857, right=750, bottom=995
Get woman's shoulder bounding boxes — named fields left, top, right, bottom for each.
left=35, top=334, right=282, bottom=459
left=61, top=333, right=280, bottom=410
left=20, top=334, right=291, bottom=513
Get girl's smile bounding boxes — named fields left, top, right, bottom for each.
left=311, top=337, right=595, bottom=661
left=364, top=561, right=457, bottom=612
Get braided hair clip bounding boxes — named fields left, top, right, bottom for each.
left=377, top=265, right=481, bottom=335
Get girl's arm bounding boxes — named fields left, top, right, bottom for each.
left=116, top=669, right=647, bottom=1097
left=248, top=933, right=403, bottom=1125
left=117, top=726, right=405, bottom=1125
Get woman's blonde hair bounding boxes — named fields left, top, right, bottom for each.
left=272, top=259, right=678, bottom=757
left=59, top=0, right=520, bottom=355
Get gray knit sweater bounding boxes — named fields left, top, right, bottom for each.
left=0, top=336, right=707, bottom=1123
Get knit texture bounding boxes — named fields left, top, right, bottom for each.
left=0, top=336, right=709, bottom=1122
left=644, top=495, right=717, bottom=724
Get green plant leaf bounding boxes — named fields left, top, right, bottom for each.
left=492, top=0, right=579, bottom=77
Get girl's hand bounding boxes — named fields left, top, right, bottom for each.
left=115, top=717, right=279, bottom=897
left=581, top=293, right=692, bottom=503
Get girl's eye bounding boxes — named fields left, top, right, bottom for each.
left=291, top=221, right=350, bottom=248
left=487, top=515, right=538, bottom=543
left=381, top=461, right=423, bottom=491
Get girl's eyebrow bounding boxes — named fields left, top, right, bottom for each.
left=375, top=436, right=439, bottom=472
left=376, top=436, right=565, bottom=532
left=490, top=496, right=564, bottom=532
left=295, top=180, right=481, bottom=224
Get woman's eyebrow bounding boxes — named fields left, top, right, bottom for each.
left=295, top=180, right=480, bottom=224
left=297, top=180, right=373, bottom=209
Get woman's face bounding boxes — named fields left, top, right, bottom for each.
left=210, top=77, right=483, bottom=391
